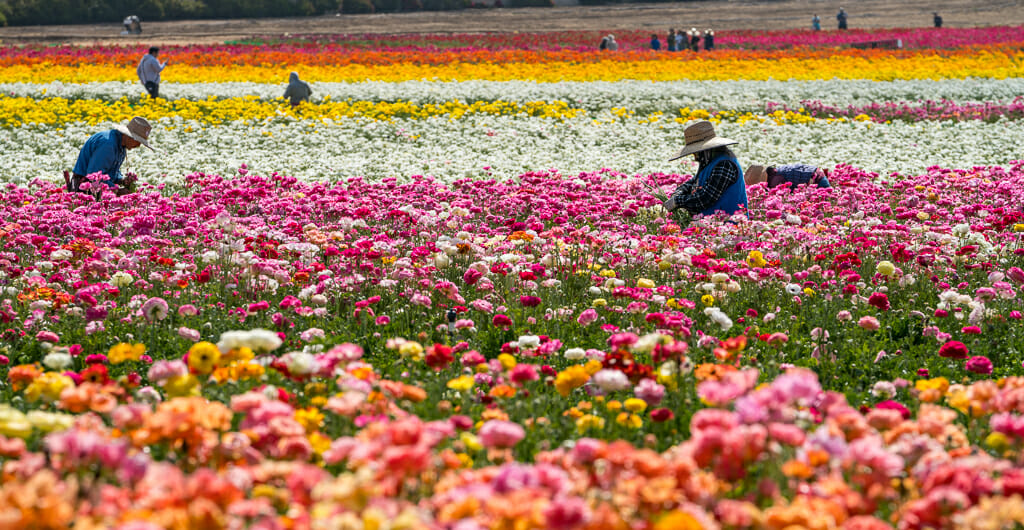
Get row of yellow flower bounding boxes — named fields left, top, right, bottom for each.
left=0, top=96, right=587, bottom=127
left=2, top=50, right=1022, bottom=82
left=0, top=96, right=873, bottom=127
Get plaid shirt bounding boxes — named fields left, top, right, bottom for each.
left=670, top=155, right=740, bottom=214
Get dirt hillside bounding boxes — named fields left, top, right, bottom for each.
left=0, top=0, right=1021, bottom=45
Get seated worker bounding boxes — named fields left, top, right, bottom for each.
left=744, top=164, right=832, bottom=189
left=662, top=121, right=747, bottom=217
left=64, top=116, right=154, bottom=197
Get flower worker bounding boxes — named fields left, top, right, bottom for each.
left=283, top=71, right=313, bottom=107
left=136, top=46, right=167, bottom=99
left=662, top=121, right=748, bottom=217
left=743, top=164, right=832, bottom=190
left=63, top=116, right=154, bottom=197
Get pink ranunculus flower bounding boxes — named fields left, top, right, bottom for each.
left=858, top=316, right=880, bottom=331
left=177, top=327, right=201, bottom=342
left=141, top=297, right=169, bottom=322
left=478, top=420, right=525, bottom=449
left=35, top=330, right=60, bottom=343
left=577, top=308, right=599, bottom=326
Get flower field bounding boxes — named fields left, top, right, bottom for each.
left=1, top=26, right=1024, bottom=529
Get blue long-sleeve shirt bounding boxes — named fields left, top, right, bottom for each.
left=72, top=129, right=125, bottom=185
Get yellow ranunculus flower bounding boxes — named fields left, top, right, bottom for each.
left=637, top=278, right=656, bottom=288
left=592, top=298, right=608, bottom=308
left=24, top=372, right=73, bottom=403
left=446, top=375, right=475, bottom=392
left=188, top=341, right=221, bottom=374
left=876, top=260, right=896, bottom=277
left=616, top=412, right=643, bottom=428
left=575, top=414, right=605, bottom=434
left=497, top=353, right=517, bottom=370
left=623, top=398, right=648, bottom=413
left=599, top=269, right=617, bottom=278
left=398, top=341, right=424, bottom=360
left=460, top=432, right=482, bottom=452
left=164, top=374, right=201, bottom=398
left=701, top=294, right=715, bottom=306
left=747, top=250, right=767, bottom=268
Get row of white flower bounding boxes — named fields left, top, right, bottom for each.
left=6, top=113, right=1021, bottom=186
left=4, top=78, right=1024, bottom=113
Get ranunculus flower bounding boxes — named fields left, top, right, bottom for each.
left=650, top=408, right=674, bottom=422
left=478, top=420, right=525, bottom=449
left=938, top=340, right=969, bottom=359
left=867, top=292, right=890, bottom=311
left=965, top=355, right=993, bottom=375
left=519, top=295, right=542, bottom=307
left=492, top=314, right=513, bottom=329
left=858, top=316, right=880, bottom=331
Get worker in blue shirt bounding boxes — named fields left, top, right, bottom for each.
left=65, top=116, right=153, bottom=197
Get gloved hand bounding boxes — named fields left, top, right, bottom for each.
left=662, top=198, right=676, bottom=211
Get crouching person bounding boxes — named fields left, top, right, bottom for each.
left=744, top=164, right=832, bottom=190
left=64, top=116, right=154, bottom=197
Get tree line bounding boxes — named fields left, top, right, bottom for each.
left=0, top=0, right=608, bottom=26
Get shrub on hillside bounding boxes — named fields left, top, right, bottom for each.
left=341, top=0, right=375, bottom=13
left=423, top=0, right=467, bottom=10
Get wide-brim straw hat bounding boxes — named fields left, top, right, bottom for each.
left=113, top=116, right=155, bottom=151
left=744, top=164, right=767, bottom=186
left=669, top=120, right=738, bottom=161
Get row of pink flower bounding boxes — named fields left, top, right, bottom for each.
left=280, top=25, right=1024, bottom=51
left=766, top=97, right=1024, bottom=123
left=1, top=25, right=1022, bottom=64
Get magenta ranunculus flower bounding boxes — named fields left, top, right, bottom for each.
left=867, top=292, right=890, bottom=311
left=478, top=420, right=525, bottom=449
left=938, top=340, right=969, bottom=359
left=492, top=314, right=513, bottom=328
left=965, top=355, right=993, bottom=375
left=519, top=295, right=541, bottom=307
left=961, top=325, right=982, bottom=334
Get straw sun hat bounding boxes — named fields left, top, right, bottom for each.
left=668, top=120, right=738, bottom=161
left=113, top=116, right=155, bottom=151
left=744, top=164, right=767, bottom=185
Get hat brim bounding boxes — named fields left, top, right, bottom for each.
left=668, top=136, right=737, bottom=161
left=114, top=124, right=155, bottom=151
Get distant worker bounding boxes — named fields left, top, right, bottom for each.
left=136, top=46, right=167, bottom=99
left=606, top=34, right=618, bottom=51
left=812, top=14, right=821, bottom=31
left=667, top=29, right=677, bottom=52
left=283, top=72, right=313, bottom=107
left=744, top=164, right=832, bottom=190
left=933, top=12, right=943, bottom=28
left=703, top=29, right=715, bottom=51
left=689, top=28, right=700, bottom=51
left=650, top=34, right=661, bottom=51
left=64, top=117, right=154, bottom=197
left=837, top=7, right=848, bottom=30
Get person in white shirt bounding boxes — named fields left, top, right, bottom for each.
left=136, top=47, right=167, bottom=99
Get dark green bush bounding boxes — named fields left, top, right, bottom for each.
left=341, top=0, right=375, bottom=14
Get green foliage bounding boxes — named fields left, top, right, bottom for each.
left=341, top=0, right=374, bottom=14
